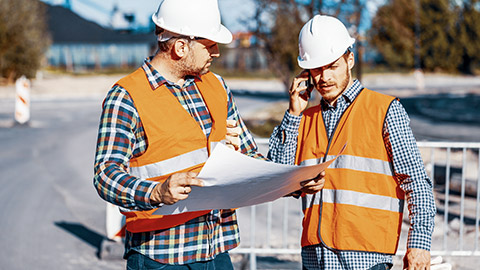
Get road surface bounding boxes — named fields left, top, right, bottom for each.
left=0, top=73, right=479, bottom=269
left=0, top=95, right=283, bottom=270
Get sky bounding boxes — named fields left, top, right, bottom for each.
left=41, top=0, right=256, bottom=33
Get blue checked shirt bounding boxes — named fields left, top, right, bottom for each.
left=94, top=58, right=262, bottom=264
left=268, top=80, right=436, bottom=270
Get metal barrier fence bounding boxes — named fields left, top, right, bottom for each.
left=231, top=139, right=480, bottom=269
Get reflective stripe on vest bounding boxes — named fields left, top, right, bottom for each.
left=130, top=142, right=221, bottom=179
left=302, top=189, right=404, bottom=213
left=300, top=154, right=394, bottom=176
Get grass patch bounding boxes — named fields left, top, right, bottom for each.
left=244, top=118, right=282, bottom=138
left=242, top=101, right=289, bottom=138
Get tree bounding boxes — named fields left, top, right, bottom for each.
left=420, top=0, right=460, bottom=72
left=251, top=0, right=370, bottom=89
left=369, top=0, right=479, bottom=73
left=456, top=0, right=480, bottom=74
left=369, top=0, right=416, bottom=69
left=250, top=0, right=305, bottom=89
left=0, top=0, right=51, bottom=82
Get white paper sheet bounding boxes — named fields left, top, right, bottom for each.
left=153, top=143, right=345, bottom=215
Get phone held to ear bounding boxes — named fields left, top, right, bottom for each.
left=307, top=72, right=314, bottom=92
left=299, top=70, right=314, bottom=97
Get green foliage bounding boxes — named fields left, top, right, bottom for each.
left=369, top=0, right=416, bottom=69
left=369, top=0, right=480, bottom=74
left=0, top=0, right=51, bottom=82
left=420, top=0, right=460, bottom=72
left=269, top=4, right=304, bottom=80
left=456, top=0, right=480, bottom=74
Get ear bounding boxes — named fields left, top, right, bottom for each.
left=346, top=51, right=355, bottom=70
left=172, top=39, right=190, bottom=58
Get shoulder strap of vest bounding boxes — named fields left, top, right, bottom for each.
left=195, top=72, right=228, bottom=139
left=116, top=67, right=149, bottom=92
left=360, top=88, right=397, bottom=104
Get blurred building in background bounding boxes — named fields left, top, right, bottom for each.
left=216, top=32, right=269, bottom=74
left=43, top=2, right=269, bottom=74
left=44, top=3, right=156, bottom=72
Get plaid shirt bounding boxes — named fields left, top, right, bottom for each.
left=94, top=58, right=262, bottom=264
left=268, top=80, right=436, bottom=269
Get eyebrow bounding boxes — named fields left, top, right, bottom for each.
left=325, top=61, right=338, bottom=69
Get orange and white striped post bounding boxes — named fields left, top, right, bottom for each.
left=14, top=76, right=31, bottom=125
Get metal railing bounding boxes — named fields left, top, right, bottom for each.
left=231, top=139, right=480, bottom=269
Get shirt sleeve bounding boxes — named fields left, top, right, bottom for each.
left=217, top=75, right=266, bottom=160
left=267, top=111, right=303, bottom=165
left=384, top=99, right=436, bottom=251
left=93, top=85, right=159, bottom=210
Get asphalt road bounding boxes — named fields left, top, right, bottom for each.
left=1, top=90, right=479, bottom=269
left=0, top=95, right=281, bottom=270
left=0, top=98, right=126, bottom=269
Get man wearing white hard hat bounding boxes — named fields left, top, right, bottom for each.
left=93, top=0, right=264, bottom=268
left=268, top=15, right=436, bottom=270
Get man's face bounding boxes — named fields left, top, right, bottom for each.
left=182, top=39, right=220, bottom=76
left=310, top=52, right=355, bottom=105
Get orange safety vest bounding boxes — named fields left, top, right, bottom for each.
left=296, top=89, right=405, bottom=254
left=115, top=68, right=228, bottom=233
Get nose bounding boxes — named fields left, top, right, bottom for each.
left=316, top=67, right=332, bottom=83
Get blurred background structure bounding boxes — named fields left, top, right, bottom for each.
left=0, top=0, right=479, bottom=269
left=1, top=0, right=479, bottom=81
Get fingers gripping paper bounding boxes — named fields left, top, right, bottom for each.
left=153, top=143, right=345, bottom=215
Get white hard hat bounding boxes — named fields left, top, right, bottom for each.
left=297, top=15, right=355, bottom=69
left=152, top=0, right=233, bottom=44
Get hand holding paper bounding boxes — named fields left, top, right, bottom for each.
left=150, top=172, right=203, bottom=205
left=300, top=170, right=326, bottom=194
left=225, top=120, right=241, bottom=151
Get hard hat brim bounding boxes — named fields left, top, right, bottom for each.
left=208, top=24, right=233, bottom=44
left=298, top=54, right=341, bottom=70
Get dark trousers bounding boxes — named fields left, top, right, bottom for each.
left=126, top=251, right=234, bottom=270
left=369, top=263, right=391, bottom=270
left=302, top=262, right=391, bottom=270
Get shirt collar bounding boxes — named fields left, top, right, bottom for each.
left=321, top=79, right=363, bottom=109
left=141, top=57, right=199, bottom=91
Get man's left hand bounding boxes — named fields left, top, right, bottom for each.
left=403, top=248, right=431, bottom=270
left=299, top=171, right=325, bottom=194
left=226, top=120, right=241, bottom=151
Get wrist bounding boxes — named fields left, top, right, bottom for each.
left=150, top=184, right=163, bottom=205
left=288, top=108, right=302, bottom=116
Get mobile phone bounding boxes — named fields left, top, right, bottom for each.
left=298, top=70, right=314, bottom=97
left=301, top=71, right=315, bottom=98
left=306, top=72, right=314, bottom=92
